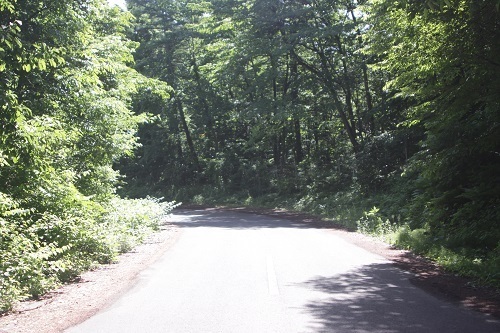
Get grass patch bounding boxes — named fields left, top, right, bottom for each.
left=389, top=226, right=500, bottom=288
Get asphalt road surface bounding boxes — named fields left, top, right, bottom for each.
left=66, top=209, right=500, bottom=332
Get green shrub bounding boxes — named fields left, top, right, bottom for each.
left=0, top=196, right=178, bottom=313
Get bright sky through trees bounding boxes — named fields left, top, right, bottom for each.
left=108, top=0, right=126, bottom=10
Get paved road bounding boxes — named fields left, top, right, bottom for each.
left=66, top=209, right=500, bottom=332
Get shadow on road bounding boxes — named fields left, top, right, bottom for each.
left=298, top=263, right=500, bottom=333
left=168, top=207, right=500, bottom=323
left=169, top=208, right=316, bottom=230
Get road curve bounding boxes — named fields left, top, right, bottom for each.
left=66, top=209, right=500, bottom=332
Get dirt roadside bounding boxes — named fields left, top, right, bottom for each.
left=0, top=207, right=499, bottom=333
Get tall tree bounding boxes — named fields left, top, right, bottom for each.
left=1, top=0, right=171, bottom=308
left=365, top=0, right=500, bottom=248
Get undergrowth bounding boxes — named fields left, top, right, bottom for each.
left=0, top=197, right=179, bottom=313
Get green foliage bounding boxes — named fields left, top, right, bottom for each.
left=0, top=0, right=176, bottom=313
left=356, top=207, right=397, bottom=235
left=99, top=197, right=180, bottom=254
left=392, top=227, right=500, bottom=288
left=366, top=0, right=500, bottom=250
left=0, top=195, right=177, bottom=312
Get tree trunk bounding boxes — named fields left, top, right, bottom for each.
left=191, top=47, right=218, bottom=154
left=291, top=49, right=360, bottom=152
left=336, top=35, right=358, bottom=141
left=290, top=61, right=303, bottom=164
left=350, top=8, right=375, bottom=134
left=175, top=97, right=199, bottom=168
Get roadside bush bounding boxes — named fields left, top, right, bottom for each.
left=391, top=226, right=500, bottom=288
left=357, top=207, right=396, bottom=235
left=99, top=197, right=180, bottom=255
left=0, top=196, right=178, bottom=313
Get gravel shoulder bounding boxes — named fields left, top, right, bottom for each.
left=1, top=207, right=499, bottom=333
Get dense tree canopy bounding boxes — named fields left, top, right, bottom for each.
left=365, top=0, right=500, bottom=248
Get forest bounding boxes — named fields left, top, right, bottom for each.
left=1, top=0, right=499, bottom=312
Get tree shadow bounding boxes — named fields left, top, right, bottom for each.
left=168, top=208, right=316, bottom=230
left=297, top=263, right=500, bottom=333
